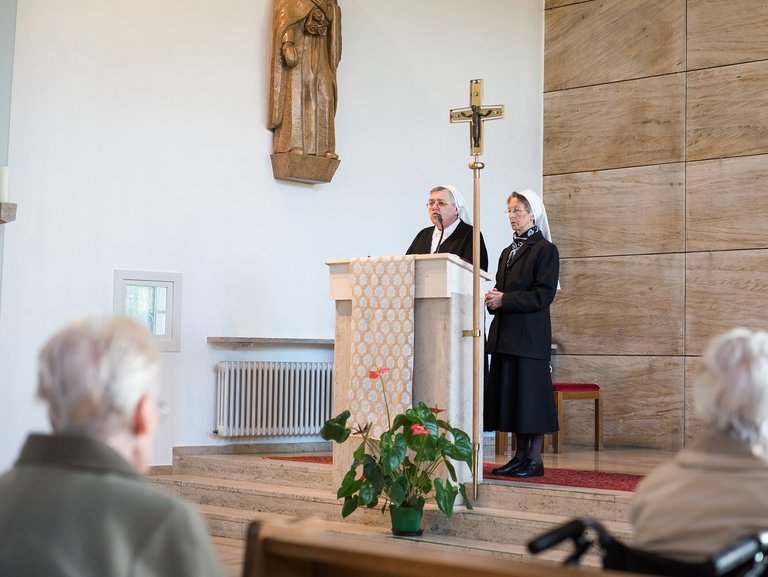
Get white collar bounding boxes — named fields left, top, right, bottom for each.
left=430, top=218, right=462, bottom=253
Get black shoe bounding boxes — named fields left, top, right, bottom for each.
left=491, top=457, right=524, bottom=476
left=511, top=459, right=544, bottom=478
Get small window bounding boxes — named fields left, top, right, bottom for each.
left=114, top=270, right=181, bottom=352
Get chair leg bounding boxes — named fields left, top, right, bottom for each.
left=495, top=431, right=508, bottom=456
left=595, top=392, right=604, bottom=451
left=553, top=392, right=564, bottom=453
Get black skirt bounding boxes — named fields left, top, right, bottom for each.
left=484, top=353, right=559, bottom=434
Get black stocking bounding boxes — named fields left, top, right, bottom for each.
left=527, top=433, right=545, bottom=462
left=513, top=433, right=531, bottom=460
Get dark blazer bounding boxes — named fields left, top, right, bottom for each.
left=405, top=220, right=489, bottom=271
left=485, top=230, right=559, bottom=360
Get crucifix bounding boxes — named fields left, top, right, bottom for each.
left=450, top=79, right=504, bottom=156
left=450, top=79, right=504, bottom=499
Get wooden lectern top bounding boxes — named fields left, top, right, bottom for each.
left=326, top=253, right=491, bottom=301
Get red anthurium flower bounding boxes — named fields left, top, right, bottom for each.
left=369, top=368, right=391, bottom=380
left=410, top=423, right=429, bottom=435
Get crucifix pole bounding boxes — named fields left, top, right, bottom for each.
left=450, top=79, right=503, bottom=499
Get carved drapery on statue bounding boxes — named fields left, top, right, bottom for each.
left=269, top=0, right=341, bottom=184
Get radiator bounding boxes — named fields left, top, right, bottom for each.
left=214, top=361, right=333, bottom=437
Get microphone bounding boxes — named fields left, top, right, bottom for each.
left=434, top=212, right=444, bottom=254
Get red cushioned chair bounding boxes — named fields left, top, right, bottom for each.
left=494, top=382, right=604, bottom=455
left=550, top=382, right=603, bottom=453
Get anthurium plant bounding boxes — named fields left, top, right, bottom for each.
left=320, top=368, right=474, bottom=518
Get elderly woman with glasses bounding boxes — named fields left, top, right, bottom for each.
left=405, top=184, right=489, bottom=271
left=484, top=189, right=560, bottom=478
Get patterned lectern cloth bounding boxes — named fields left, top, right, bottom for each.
left=349, top=256, right=415, bottom=437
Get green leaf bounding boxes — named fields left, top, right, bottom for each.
left=459, top=482, right=473, bottom=510
left=436, top=418, right=452, bottom=431
left=405, top=428, right=430, bottom=452
left=422, top=422, right=440, bottom=439
left=341, top=495, right=359, bottom=517
left=320, top=411, right=351, bottom=443
left=380, top=432, right=407, bottom=475
left=337, top=468, right=363, bottom=499
left=444, top=458, right=457, bottom=482
left=358, top=480, right=379, bottom=506
left=417, top=473, right=432, bottom=494
left=409, top=495, right=425, bottom=514
left=443, top=428, right=473, bottom=468
left=388, top=473, right=408, bottom=506
left=361, top=454, right=385, bottom=492
left=413, top=402, right=433, bottom=421
left=434, top=479, right=458, bottom=517
left=419, top=437, right=438, bottom=462
left=391, top=413, right=410, bottom=431
left=352, top=439, right=366, bottom=461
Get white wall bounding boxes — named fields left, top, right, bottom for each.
left=0, top=0, right=17, bottom=312
left=0, top=0, right=543, bottom=469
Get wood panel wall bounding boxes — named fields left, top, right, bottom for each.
left=543, top=0, right=768, bottom=449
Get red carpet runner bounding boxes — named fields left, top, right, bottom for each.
left=483, top=463, right=642, bottom=491
left=267, top=456, right=643, bottom=492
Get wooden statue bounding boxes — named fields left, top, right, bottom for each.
left=269, top=0, right=342, bottom=184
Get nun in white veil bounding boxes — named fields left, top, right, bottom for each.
left=405, top=184, right=489, bottom=271
left=483, top=189, right=560, bottom=479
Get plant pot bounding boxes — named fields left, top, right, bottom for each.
left=389, top=504, right=424, bottom=536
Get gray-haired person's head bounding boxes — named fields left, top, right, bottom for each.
left=37, top=316, right=161, bottom=439
left=695, top=328, right=768, bottom=451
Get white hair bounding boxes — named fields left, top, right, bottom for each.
left=37, top=316, right=160, bottom=438
left=695, top=328, right=768, bottom=450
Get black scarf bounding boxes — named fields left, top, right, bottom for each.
left=506, top=225, right=539, bottom=268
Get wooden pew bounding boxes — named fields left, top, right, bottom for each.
left=241, top=517, right=640, bottom=577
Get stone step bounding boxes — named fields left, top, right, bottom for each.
left=166, top=453, right=634, bottom=522
left=148, top=471, right=633, bottom=554
left=172, top=453, right=332, bottom=490
left=477, top=480, right=633, bottom=523
left=197, top=503, right=607, bottom=569
left=151, top=451, right=637, bottom=569
left=148, top=472, right=339, bottom=517
left=427, top=503, right=634, bottom=551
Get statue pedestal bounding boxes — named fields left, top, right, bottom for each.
left=0, top=202, right=17, bottom=224
left=271, top=153, right=340, bottom=184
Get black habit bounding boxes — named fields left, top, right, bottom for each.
left=405, top=220, right=489, bottom=272
left=484, top=229, right=560, bottom=433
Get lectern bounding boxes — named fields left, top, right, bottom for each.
left=326, top=254, right=491, bottom=489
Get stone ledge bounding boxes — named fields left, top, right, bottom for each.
left=207, top=337, right=334, bottom=348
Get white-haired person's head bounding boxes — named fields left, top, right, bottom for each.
left=37, top=316, right=162, bottom=472
left=695, top=328, right=768, bottom=453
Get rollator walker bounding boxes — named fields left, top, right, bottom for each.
left=528, top=517, right=768, bottom=577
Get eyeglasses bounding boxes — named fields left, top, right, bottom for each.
left=505, top=207, right=530, bottom=216
left=426, top=200, right=455, bottom=208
